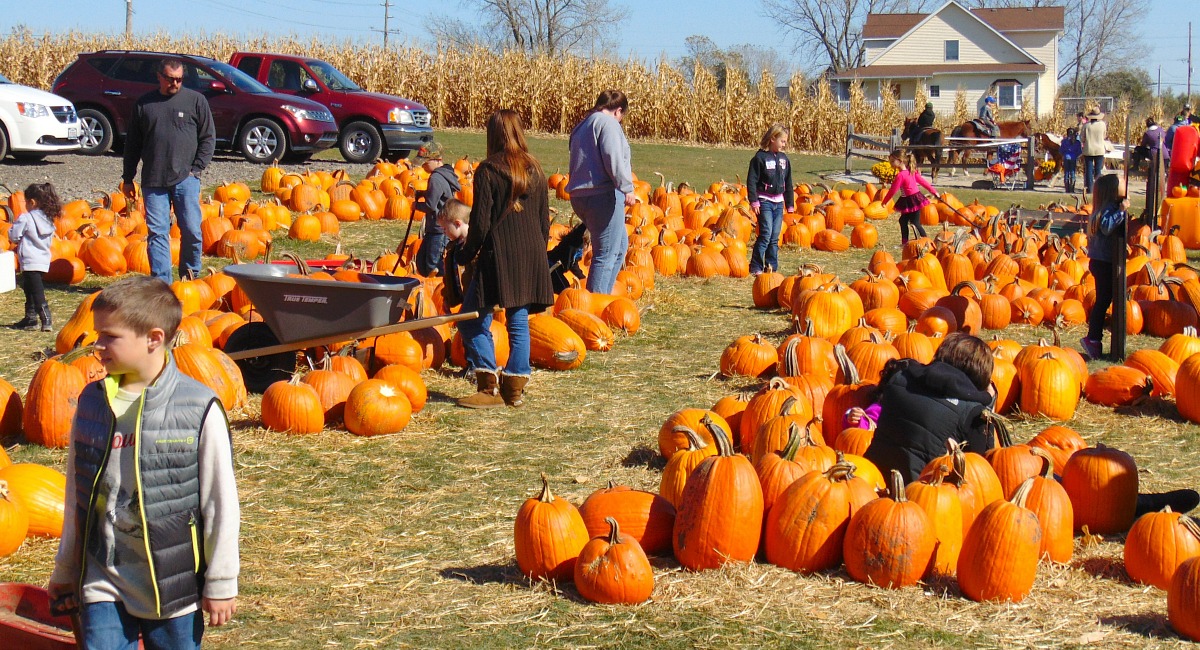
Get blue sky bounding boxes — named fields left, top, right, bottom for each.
left=3, top=0, right=1193, bottom=94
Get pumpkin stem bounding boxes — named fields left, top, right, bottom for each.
left=924, top=462, right=950, bottom=487
left=824, top=458, right=859, bottom=482
left=704, top=415, right=736, bottom=457
left=1181, top=515, right=1200, bottom=543
left=0, top=480, right=8, bottom=501
left=833, top=344, right=861, bottom=385
left=886, top=469, right=907, bottom=502
left=536, top=473, right=554, bottom=503
left=779, top=423, right=804, bottom=461
left=604, top=516, right=622, bottom=545
left=672, top=425, right=710, bottom=452
left=1029, top=447, right=1055, bottom=479
left=1011, top=477, right=1034, bottom=508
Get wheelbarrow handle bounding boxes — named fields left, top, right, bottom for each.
left=224, top=311, right=482, bottom=361
left=50, top=593, right=85, bottom=648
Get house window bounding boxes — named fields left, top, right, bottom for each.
left=945, top=40, right=959, bottom=62
left=837, top=80, right=851, bottom=102
left=996, top=81, right=1023, bottom=109
left=929, top=85, right=940, bottom=98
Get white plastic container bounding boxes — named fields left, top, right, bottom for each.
left=0, top=251, right=15, bottom=293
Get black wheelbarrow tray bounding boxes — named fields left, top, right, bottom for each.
left=220, top=263, right=477, bottom=392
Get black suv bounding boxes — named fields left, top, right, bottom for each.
left=52, top=50, right=338, bottom=163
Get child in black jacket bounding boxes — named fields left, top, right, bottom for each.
left=747, top=123, right=794, bottom=275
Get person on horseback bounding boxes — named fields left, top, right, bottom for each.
left=917, top=102, right=936, bottom=130
left=978, top=96, right=999, bottom=138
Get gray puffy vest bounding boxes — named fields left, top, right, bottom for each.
left=72, top=355, right=223, bottom=617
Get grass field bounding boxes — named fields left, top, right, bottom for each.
left=0, top=130, right=1194, bottom=649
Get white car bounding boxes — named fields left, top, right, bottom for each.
left=0, top=72, right=81, bottom=161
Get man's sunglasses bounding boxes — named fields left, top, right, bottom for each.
left=159, top=73, right=184, bottom=84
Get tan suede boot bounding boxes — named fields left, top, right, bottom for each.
left=456, top=370, right=504, bottom=409
left=500, top=373, right=529, bottom=407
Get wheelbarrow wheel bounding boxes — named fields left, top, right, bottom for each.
left=223, top=322, right=295, bottom=394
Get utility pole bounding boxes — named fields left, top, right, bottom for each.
left=125, top=0, right=133, bottom=43
left=1158, top=65, right=1162, bottom=99
left=1189, top=22, right=1193, bottom=105
left=372, top=0, right=401, bottom=48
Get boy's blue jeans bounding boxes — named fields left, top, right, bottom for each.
left=414, top=214, right=447, bottom=276
left=82, top=601, right=202, bottom=650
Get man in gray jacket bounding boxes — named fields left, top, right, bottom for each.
left=122, top=58, right=215, bottom=285
left=1080, top=108, right=1108, bottom=194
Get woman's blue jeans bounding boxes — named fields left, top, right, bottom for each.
left=750, top=200, right=784, bottom=274
left=571, top=189, right=627, bottom=294
left=81, top=601, right=202, bottom=650
left=458, top=278, right=532, bottom=375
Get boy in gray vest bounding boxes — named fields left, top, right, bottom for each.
left=49, top=275, right=239, bottom=649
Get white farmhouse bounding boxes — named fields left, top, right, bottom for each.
left=831, top=1, right=1064, bottom=118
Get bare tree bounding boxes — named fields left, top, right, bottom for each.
left=954, top=0, right=1143, bottom=95
left=761, top=0, right=933, bottom=72
left=429, top=0, right=628, bottom=57
left=1055, top=0, right=1141, bottom=95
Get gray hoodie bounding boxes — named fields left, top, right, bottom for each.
left=8, top=208, right=55, bottom=272
left=566, top=111, right=634, bottom=197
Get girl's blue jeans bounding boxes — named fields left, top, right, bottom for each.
left=750, top=200, right=784, bottom=274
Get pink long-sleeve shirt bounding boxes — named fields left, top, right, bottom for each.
left=880, top=169, right=937, bottom=204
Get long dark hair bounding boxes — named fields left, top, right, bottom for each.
left=24, top=182, right=62, bottom=220
left=1088, top=174, right=1124, bottom=236
left=484, top=109, right=542, bottom=212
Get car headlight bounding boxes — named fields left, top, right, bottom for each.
left=281, top=104, right=334, bottom=122
left=387, top=108, right=414, bottom=125
left=17, top=102, right=50, bottom=119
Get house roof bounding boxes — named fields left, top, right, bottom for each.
left=863, top=5, right=1064, bottom=39
left=830, top=63, right=1046, bottom=80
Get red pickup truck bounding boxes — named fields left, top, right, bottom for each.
left=229, top=52, right=434, bottom=164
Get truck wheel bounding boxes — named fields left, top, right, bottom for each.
left=0, top=126, right=8, bottom=161
left=77, top=109, right=114, bottom=155
left=339, top=121, right=383, bottom=164
left=240, top=118, right=286, bottom=164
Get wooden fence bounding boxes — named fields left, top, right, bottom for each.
left=845, top=124, right=1038, bottom=190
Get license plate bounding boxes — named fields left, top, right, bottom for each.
left=68, top=127, right=79, bottom=138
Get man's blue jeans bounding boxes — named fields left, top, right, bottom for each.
left=143, top=175, right=202, bottom=284
left=81, top=601, right=203, bottom=650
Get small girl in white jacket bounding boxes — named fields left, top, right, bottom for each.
left=8, top=182, right=60, bottom=331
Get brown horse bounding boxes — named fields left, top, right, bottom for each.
left=947, top=119, right=1034, bottom=175
left=902, top=117, right=943, bottom=179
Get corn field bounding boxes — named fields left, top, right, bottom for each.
left=0, top=28, right=1140, bottom=152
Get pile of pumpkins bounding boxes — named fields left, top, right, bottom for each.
left=512, top=388, right=1199, bottom=640
left=731, top=211, right=1200, bottom=424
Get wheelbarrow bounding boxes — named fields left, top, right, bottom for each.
left=221, top=263, right=478, bottom=393
left=0, top=583, right=79, bottom=649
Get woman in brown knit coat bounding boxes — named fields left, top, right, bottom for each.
left=455, top=109, right=554, bottom=408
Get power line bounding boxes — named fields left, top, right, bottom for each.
left=191, top=0, right=373, bottom=30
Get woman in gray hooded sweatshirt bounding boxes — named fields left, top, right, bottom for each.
left=567, top=90, right=634, bottom=295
